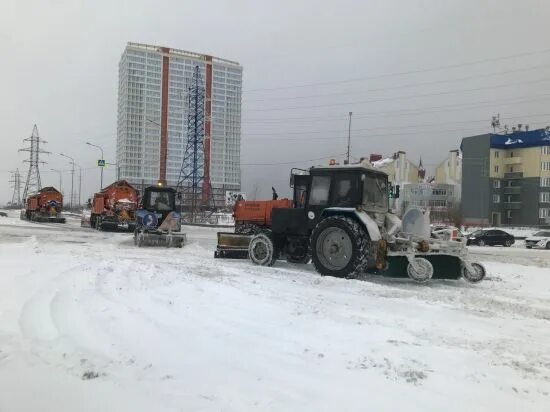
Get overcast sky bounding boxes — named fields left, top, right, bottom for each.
left=1, top=0, right=550, bottom=203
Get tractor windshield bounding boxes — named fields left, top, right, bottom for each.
left=148, top=191, right=175, bottom=211
left=362, top=174, right=389, bottom=211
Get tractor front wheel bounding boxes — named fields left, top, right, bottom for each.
left=248, top=232, right=277, bottom=266
left=311, top=216, right=369, bottom=278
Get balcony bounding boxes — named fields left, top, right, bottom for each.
left=503, top=201, right=522, bottom=210
left=503, top=186, right=521, bottom=195
left=503, top=157, right=522, bottom=165
left=504, top=172, right=523, bottom=179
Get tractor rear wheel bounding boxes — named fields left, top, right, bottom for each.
left=311, top=216, right=370, bottom=278
left=248, top=232, right=277, bottom=266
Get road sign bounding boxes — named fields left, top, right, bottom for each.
left=97, top=159, right=106, bottom=167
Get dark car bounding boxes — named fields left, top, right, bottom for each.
left=466, top=229, right=515, bottom=247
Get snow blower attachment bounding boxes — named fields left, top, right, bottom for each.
left=134, top=186, right=186, bottom=248
left=21, top=186, right=66, bottom=223
left=215, top=164, right=485, bottom=283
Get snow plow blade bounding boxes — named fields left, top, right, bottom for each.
left=381, top=255, right=462, bottom=279
left=134, top=230, right=186, bottom=248
left=33, top=215, right=66, bottom=223
left=214, top=232, right=251, bottom=259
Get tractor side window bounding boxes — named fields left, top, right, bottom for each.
left=309, top=175, right=331, bottom=206
left=333, top=174, right=359, bottom=207
left=294, top=184, right=308, bottom=208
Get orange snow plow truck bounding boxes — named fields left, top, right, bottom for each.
left=21, top=186, right=66, bottom=223
left=89, top=180, right=138, bottom=231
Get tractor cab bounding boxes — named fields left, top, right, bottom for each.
left=134, top=186, right=186, bottom=248
left=280, top=165, right=393, bottom=235
left=141, top=186, right=177, bottom=221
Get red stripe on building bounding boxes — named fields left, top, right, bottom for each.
left=159, top=47, right=170, bottom=185
left=203, top=55, right=213, bottom=201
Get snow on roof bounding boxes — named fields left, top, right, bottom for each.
left=371, top=157, right=394, bottom=168
left=505, top=137, right=523, bottom=145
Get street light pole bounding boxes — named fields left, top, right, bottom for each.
left=74, top=163, right=82, bottom=207
left=50, top=169, right=62, bottom=193
left=59, top=153, right=75, bottom=208
left=86, top=142, right=104, bottom=190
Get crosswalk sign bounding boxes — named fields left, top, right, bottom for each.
left=98, top=159, right=106, bottom=167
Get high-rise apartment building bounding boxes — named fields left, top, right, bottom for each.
left=116, top=42, right=243, bottom=197
left=461, top=128, right=550, bottom=226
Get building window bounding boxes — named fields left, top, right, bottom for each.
left=494, top=151, right=500, bottom=159
left=510, top=151, right=514, bottom=157
left=507, top=210, right=512, bottom=219
left=541, top=192, right=550, bottom=203
left=540, top=208, right=550, bottom=218
left=493, top=180, right=500, bottom=188
left=542, top=161, right=550, bottom=171
left=494, top=165, right=499, bottom=173
left=493, top=194, right=500, bottom=203
left=542, top=177, right=550, bottom=187
left=542, top=146, right=550, bottom=156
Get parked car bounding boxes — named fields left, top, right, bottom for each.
left=466, top=229, right=515, bottom=247
left=525, top=231, right=550, bottom=249
left=431, top=225, right=465, bottom=242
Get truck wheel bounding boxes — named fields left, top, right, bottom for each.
left=462, top=262, right=486, bottom=283
left=406, top=257, right=434, bottom=283
left=248, top=232, right=277, bottom=266
left=311, top=216, right=369, bottom=278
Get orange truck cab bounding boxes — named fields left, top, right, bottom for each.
left=90, top=180, right=138, bottom=231
left=23, top=187, right=66, bottom=223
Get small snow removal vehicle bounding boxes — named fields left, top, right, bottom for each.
left=89, top=180, right=138, bottom=231
left=134, top=185, right=186, bottom=247
left=21, top=186, right=66, bottom=223
left=215, top=163, right=485, bottom=283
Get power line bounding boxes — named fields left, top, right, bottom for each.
left=245, top=77, right=550, bottom=112
left=243, top=63, right=550, bottom=102
left=243, top=47, right=550, bottom=92
left=242, top=113, right=550, bottom=136
left=241, top=154, right=346, bottom=166
left=241, top=94, right=550, bottom=123
left=242, top=126, right=491, bottom=143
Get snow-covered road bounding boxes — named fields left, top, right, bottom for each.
left=0, top=210, right=549, bottom=411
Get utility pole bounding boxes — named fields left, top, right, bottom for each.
left=60, top=153, right=75, bottom=208
left=346, top=111, right=352, bottom=164
left=86, top=142, right=104, bottom=190
left=19, top=124, right=50, bottom=201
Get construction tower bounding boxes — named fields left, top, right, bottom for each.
left=9, top=169, right=23, bottom=207
left=20, top=124, right=49, bottom=201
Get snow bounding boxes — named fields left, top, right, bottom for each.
left=371, top=157, right=394, bottom=168
left=505, top=138, right=524, bottom=145
left=1, top=209, right=550, bottom=411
